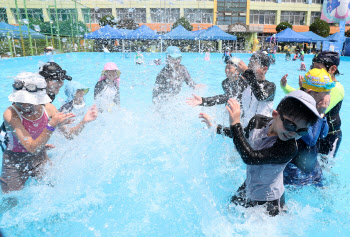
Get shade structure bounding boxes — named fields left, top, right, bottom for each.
left=191, top=29, right=205, bottom=38
left=326, top=32, right=341, bottom=42
left=84, top=25, right=123, bottom=39
left=265, top=28, right=312, bottom=43
left=197, top=26, right=237, bottom=41
left=123, top=25, right=160, bottom=40
left=0, top=21, right=48, bottom=39
left=161, top=25, right=195, bottom=40
left=298, top=31, right=326, bottom=43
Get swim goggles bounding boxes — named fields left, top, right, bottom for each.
left=40, top=69, right=72, bottom=81
left=280, top=113, right=309, bottom=136
left=13, top=81, right=46, bottom=92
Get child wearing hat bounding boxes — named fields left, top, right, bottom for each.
left=1, top=73, right=98, bottom=193
left=280, top=68, right=333, bottom=186
left=199, top=90, right=320, bottom=216
left=94, top=62, right=121, bottom=112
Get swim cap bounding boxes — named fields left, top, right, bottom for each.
left=302, top=68, right=335, bottom=92
left=39, top=62, right=72, bottom=81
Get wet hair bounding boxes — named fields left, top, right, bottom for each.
left=276, top=97, right=318, bottom=126
left=250, top=52, right=271, bottom=68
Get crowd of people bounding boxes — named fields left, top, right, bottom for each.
left=0, top=46, right=344, bottom=217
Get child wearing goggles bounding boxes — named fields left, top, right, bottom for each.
left=198, top=91, right=320, bottom=216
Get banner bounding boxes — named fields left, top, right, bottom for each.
left=321, top=0, right=350, bottom=23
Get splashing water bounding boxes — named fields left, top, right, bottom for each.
left=0, top=53, right=349, bottom=236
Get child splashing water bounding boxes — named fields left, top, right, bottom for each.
left=94, top=62, right=121, bottom=112
left=1, top=73, right=97, bottom=196
left=59, top=81, right=90, bottom=121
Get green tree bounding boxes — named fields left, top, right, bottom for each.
left=309, top=19, right=330, bottom=37
left=276, top=22, right=293, bottom=33
left=172, top=17, right=193, bottom=31
left=99, top=15, right=117, bottom=27
left=117, top=18, right=139, bottom=30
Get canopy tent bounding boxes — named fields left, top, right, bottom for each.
left=84, top=25, right=124, bottom=39
left=265, top=28, right=312, bottom=43
left=0, top=21, right=48, bottom=39
left=123, top=25, right=160, bottom=40
left=326, top=32, right=341, bottom=42
left=197, top=26, right=237, bottom=40
left=161, top=25, right=195, bottom=40
left=192, top=29, right=206, bottom=38
left=298, top=31, right=326, bottom=43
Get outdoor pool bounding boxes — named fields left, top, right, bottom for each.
left=0, top=52, right=349, bottom=236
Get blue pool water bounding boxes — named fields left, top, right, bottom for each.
left=0, top=52, right=349, bottom=236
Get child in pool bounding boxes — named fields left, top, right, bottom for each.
left=299, top=62, right=306, bottom=71
left=199, top=91, right=320, bottom=216
left=1, top=73, right=97, bottom=193
left=94, top=62, right=121, bottom=112
left=59, top=81, right=90, bottom=123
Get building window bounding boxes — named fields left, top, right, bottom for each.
left=49, top=9, right=77, bottom=22
left=81, top=8, right=112, bottom=24
left=281, top=0, right=306, bottom=3
left=11, top=8, right=44, bottom=23
left=217, top=0, right=247, bottom=25
left=116, top=8, right=146, bottom=23
left=281, top=11, right=306, bottom=25
left=184, top=9, right=213, bottom=23
left=312, top=0, right=323, bottom=3
left=150, top=8, right=180, bottom=23
left=311, top=12, right=321, bottom=23
left=0, top=8, right=8, bottom=23
left=250, top=10, right=276, bottom=24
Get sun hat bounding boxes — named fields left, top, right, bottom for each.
left=64, top=81, right=89, bottom=103
left=284, top=90, right=321, bottom=119
left=302, top=68, right=335, bottom=92
left=99, top=62, right=121, bottom=86
left=166, top=46, right=182, bottom=58
left=8, top=72, right=52, bottom=105
left=103, top=62, right=119, bottom=71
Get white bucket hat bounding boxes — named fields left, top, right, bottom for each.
left=8, top=72, right=52, bottom=105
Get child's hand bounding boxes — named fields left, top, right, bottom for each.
left=317, top=93, right=331, bottom=115
left=237, top=60, right=248, bottom=74
left=226, top=98, right=241, bottom=126
left=186, top=94, right=203, bottom=107
left=199, top=113, right=213, bottom=128
left=280, top=74, right=288, bottom=87
left=83, top=105, right=98, bottom=123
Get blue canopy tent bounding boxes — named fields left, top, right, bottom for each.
left=161, top=25, right=195, bottom=40
left=0, top=21, right=48, bottom=39
left=84, top=25, right=123, bottom=39
left=123, top=25, right=160, bottom=40
left=326, top=32, right=341, bottom=42
left=197, top=26, right=237, bottom=41
left=265, top=28, right=312, bottom=43
left=298, top=31, right=326, bottom=43
left=195, top=26, right=236, bottom=52
left=192, top=29, right=205, bottom=38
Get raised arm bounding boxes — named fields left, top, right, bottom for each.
left=242, top=69, right=276, bottom=101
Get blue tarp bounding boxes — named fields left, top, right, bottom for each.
left=0, top=21, right=48, bottom=39
left=197, top=26, right=237, bottom=40
left=84, top=25, right=123, bottom=39
left=265, top=28, right=312, bottom=43
left=123, top=25, right=160, bottom=40
left=161, top=25, right=195, bottom=40
left=326, top=32, right=341, bottom=42
left=298, top=31, right=326, bottom=43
